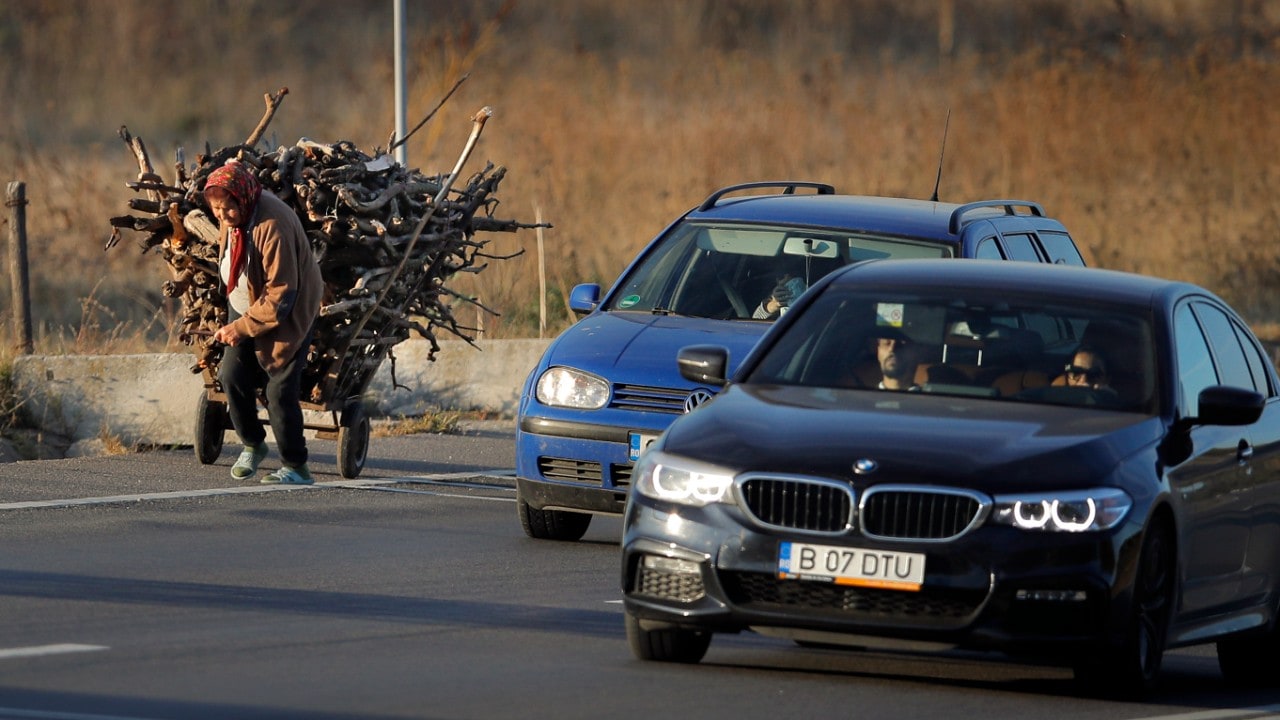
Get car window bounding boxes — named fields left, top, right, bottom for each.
left=1233, top=322, right=1274, bottom=397
left=1174, top=303, right=1218, bottom=417
left=605, top=222, right=950, bottom=320
left=1021, top=310, right=1082, bottom=351
left=1038, top=231, right=1086, bottom=266
left=1192, top=302, right=1256, bottom=392
left=1001, top=234, right=1043, bottom=262
left=975, top=237, right=1003, bottom=260
left=747, top=284, right=1155, bottom=413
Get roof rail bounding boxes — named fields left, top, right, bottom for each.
left=698, top=181, right=836, bottom=211
left=948, top=200, right=1046, bottom=234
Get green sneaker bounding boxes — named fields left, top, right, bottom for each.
left=231, top=443, right=268, bottom=480
left=261, top=464, right=314, bottom=485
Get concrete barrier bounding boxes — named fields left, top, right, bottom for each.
left=12, top=338, right=551, bottom=447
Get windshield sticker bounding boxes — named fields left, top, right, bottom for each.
left=876, top=303, right=905, bottom=328
left=618, top=295, right=640, bottom=308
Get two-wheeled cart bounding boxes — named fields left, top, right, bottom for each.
left=193, top=328, right=390, bottom=479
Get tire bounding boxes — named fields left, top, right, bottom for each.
left=625, top=610, right=711, bottom=663
left=194, top=393, right=226, bottom=465
left=1074, top=519, right=1175, bottom=696
left=1217, top=631, right=1280, bottom=686
left=1217, top=596, right=1280, bottom=687
left=517, top=496, right=591, bottom=541
left=337, top=401, right=370, bottom=479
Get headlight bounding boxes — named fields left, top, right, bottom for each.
left=535, top=366, right=610, bottom=409
left=991, top=488, right=1131, bottom=532
left=634, top=450, right=736, bottom=507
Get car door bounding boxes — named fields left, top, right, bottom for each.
left=1168, top=301, right=1255, bottom=616
left=1192, top=301, right=1280, bottom=604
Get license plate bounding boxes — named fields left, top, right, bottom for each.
left=778, top=541, right=925, bottom=592
left=628, top=432, right=659, bottom=461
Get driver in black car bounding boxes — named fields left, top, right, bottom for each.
left=873, top=328, right=920, bottom=391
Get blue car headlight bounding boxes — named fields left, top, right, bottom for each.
left=535, top=366, right=610, bottom=409
left=634, top=450, right=737, bottom=507
left=990, top=488, right=1132, bottom=532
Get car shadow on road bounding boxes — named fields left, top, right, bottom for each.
left=698, top=638, right=1280, bottom=710
left=0, top=568, right=622, bottom=640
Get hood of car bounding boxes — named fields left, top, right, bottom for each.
left=546, top=310, right=769, bottom=385
left=662, top=383, right=1163, bottom=493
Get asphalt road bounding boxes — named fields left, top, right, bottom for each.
left=2, top=422, right=1280, bottom=719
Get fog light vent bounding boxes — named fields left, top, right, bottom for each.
left=1015, top=589, right=1087, bottom=602
left=636, top=555, right=705, bottom=602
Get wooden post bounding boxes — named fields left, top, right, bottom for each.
left=536, top=205, right=546, bottom=339
left=6, top=181, right=33, bottom=354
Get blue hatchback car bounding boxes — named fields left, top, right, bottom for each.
left=515, top=181, right=1086, bottom=541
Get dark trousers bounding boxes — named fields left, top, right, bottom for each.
left=218, top=336, right=310, bottom=468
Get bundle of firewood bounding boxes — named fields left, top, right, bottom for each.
left=107, top=89, right=544, bottom=405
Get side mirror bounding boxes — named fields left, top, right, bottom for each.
left=1195, top=385, right=1264, bottom=426
left=678, top=345, right=730, bottom=387
left=568, top=283, right=601, bottom=316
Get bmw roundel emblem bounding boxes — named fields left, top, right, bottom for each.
left=684, top=389, right=715, bottom=413
left=853, top=458, right=878, bottom=475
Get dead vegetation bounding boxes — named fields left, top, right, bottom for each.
left=2, top=1, right=1279, bottom=347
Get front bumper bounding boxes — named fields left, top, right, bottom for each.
left=515, top=414, right=661, bottom=516
left=620, top=495, right=1143, bottom=659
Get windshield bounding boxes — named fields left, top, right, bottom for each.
left=747, top=284, right=1157, bottom=414
left=606, top=222, right=953, bottom=320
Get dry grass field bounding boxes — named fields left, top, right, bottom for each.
left=1, top=0, right=1278, bottom=354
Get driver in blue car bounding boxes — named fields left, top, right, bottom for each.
left=753, top=273, right=807, bottom=319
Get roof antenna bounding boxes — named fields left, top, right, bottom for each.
left=930, top=109, right=951, bottom=202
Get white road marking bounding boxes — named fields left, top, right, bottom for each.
left=0, top=471, right=514, bottom=511
left=0, top=643, right=107, bottom=660
left=1127, top=707, right=1280, bottom=720
left=0, top=707, right=150, bottom=720
left=357, top=485, right=515, bottom=502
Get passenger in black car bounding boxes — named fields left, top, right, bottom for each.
left=1066, top=345, right=1111, bottom=391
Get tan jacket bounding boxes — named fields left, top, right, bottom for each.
left=218, top=191, right=324, bottom=373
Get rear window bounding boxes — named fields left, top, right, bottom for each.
left=1001, top=234, right=1043, bottom=262
left=1039, top=231, right=1086, bottom=266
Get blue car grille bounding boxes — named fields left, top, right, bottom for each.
left=610, top=384, right=689, bottom=414
left=537, top=457, right=602, bottom=483
left=739, top=477, right=854, bottom=534
left=536, top=457, right=634, bottom=489
left=611, top=464, right=634, bottom=487
left=723, top=571, right=984, bottom=622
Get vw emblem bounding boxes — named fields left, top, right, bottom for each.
left=684, top=389, right=715, bottom=413
left=853, top=458, right=879, bottom=475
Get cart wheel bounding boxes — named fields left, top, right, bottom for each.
left=194, top=392, right=226, bottom=465
left=338, top=401, right=370, bottom=479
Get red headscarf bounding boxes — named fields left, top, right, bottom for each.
left=204, top=161, right=262, bottom=293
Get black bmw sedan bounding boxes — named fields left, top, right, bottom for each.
left=620, top=258, right=1280, bottom=695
